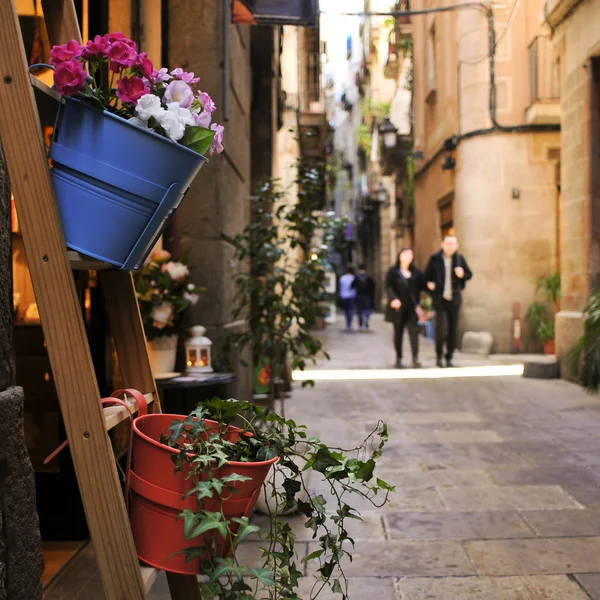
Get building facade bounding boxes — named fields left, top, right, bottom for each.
left=411, top=0, right=561, bottom=353
left=546, top=0, right=600, bottom=376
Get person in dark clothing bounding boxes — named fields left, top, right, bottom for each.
left=424, top=235, right=473, bottom=368
left=385, top=248, right=426, bottom=368
left=353, top=264, right=376, bottom=330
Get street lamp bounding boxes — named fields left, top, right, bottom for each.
left=380, top=117, right=398, bottom=149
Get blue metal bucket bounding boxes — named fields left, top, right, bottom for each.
left=49, top=97, right=207, bottom=269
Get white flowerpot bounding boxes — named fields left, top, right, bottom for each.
left=147, top=334, right=178, bottom=375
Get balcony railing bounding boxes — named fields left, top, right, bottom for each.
left=528, top=35, right=559, bottom=104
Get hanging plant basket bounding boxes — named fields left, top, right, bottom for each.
left=49, top=97, right=207, bottom=270
left=129, top=413, right=277, bottom=574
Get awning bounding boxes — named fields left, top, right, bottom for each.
left=232, top=0, right=318, bottom=26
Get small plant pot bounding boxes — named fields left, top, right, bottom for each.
left=543, top=340, right=556, bottom=355
left=49, top=97, right=207, bottom=270
left=129, top=414, right=277, bottom=574
left=146, top=335, right=178, bottom=376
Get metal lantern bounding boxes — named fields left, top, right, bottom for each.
left=380, top=117, right=398, bottom=149
left=185, top=326, right=213, bottom=374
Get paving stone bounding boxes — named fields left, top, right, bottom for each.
left=429, top=469, right=495, bottom=487
left=392, top=412, right=483, bottom=424
left=307, top=540, right=476, bottom=577
left=490, top=467, right=600, bottom=486
left=394, top=430, right=503, bottom=443
left=297, top=577, right=396, bottom=600
left=562, top=486, right=600, bottom=508
left=574, top=574, right=600, bottom=600
left=384, top=511, right=533, bottom=540
left=437, top=485, right=583, bottom=511
left=385, top=487, right=447, bottom=511
left=465, top=537, right=600, bottom=575
left=395, top=575, right=591, bottom=599
left=521, top=509, right=600, bottom=537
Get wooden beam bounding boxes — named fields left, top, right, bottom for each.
left=0, top=1, right=145, bottom=597
left=41, top=0, right=82, bottom=45
left=103, top=392, right=155, bottom=430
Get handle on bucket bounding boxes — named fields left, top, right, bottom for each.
left=43, top=387, right=148, bottom=506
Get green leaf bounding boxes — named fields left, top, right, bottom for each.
left=376, top=478, right=396, bottom=492
left=180, top=125, right=216, bottom=156
left=221, top=473, right=253, bottom=484
left=332, top=579, right=344, bottom=594
left=355, top=459, right=376, bottom=482
left=247, top=567, right=276, bottom=586
left=312, top=447, right=342, bottom=473
left=303, top=549, right=324, bottom=562
left=231, top=517, right=261, bottom=546
left=190, top=511, right=229, bottom=540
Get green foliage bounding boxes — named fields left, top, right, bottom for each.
left=526, top=272, right=561, bottom=346
left=357, top=123, right=372, bottom=156
left=160, top=397, right=394, bottom=600
left=229, top=161, right=331, bottom=404
left=134, top=249, right=204, bottom=341
left=401, top=156, right=415, bottom=211
left=321, top=214, right=352, bottom=265
left=571, top=288, right=600, bottom=392
left=361, top=99, right=391, bottom=121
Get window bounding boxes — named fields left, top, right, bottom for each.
left=426, top=23, right=436, bottom=99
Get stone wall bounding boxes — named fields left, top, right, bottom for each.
left=167, top=1, right=252, bottom=399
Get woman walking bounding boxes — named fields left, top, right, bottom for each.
left=385, top=248, right=426, bottom=368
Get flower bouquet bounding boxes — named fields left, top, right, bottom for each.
left=135, top=250, right=203, bottom=373
left=46, top=33, right=225, bottom=269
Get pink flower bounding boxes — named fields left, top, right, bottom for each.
left=54, top=59, right=87, bottom=96
left=49, top=40, right=83, bottom=65
left=107, top=32, right=137, bottom=49
left=137, top=52, right=154, bottom=80
left=164, top=79, right=194, bottom=108
left=107, top=40, right=138, bottom=73
left=170, top=68, right=200, bottom=84
left=198, top=91, right=216, bottom=113
left=193, top=110, right=211, bottom=128
left=209, top=123, right=224, bottom=155
left=116, top=76, right=149, bottom=104
left=82, top=34, right=110, bottom=58
left=152, top=67, right=171, bottom=82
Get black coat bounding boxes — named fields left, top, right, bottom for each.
left=385, top=266, right=426, bottom=322
left=424, top=250, right=472, bottom=307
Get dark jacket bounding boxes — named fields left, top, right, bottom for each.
left=424, top=250, right=472, bottom=306
left=352, top=272, right=376, bottom=299
left=385, top=266, right=426, bottom=322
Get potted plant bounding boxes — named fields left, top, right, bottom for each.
left=570, top=288, right=600, bottom=390
left=47, top=33, right=225, bottom=269
left=134, top=249, right=203, bottom=375
left=127, top=396, right=393, bottom=597
left=526, top=272, right=560, bottom=355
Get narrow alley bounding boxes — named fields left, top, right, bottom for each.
left=132, top=316, right=600, bottom=599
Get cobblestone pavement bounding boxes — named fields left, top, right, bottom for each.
left=150, top=315, right=600, bottom=599
left=52, top=315, right=600, bottom=599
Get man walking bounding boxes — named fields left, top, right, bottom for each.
left=424, top=235, right=472, bottom=367
left=339, top=266, right=357, bottom=331
left=353, top=264, right=375, bottom=330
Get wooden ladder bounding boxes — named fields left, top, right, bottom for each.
left=0, top=1, right=201, bottom=597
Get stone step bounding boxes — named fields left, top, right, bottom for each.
left=522, top=356, right=559, bottom=379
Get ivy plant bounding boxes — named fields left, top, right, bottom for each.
left=228, top=161, right=331, bottom=412
left=160, top=397, right=394, bottom=600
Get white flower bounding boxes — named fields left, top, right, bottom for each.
left=156, top=110, right=185, bottom=141
left=135, top=94, right=164, bottom=122
left=164, top=80, right=194, bottom=108
left=183, top=292, right=199, bottom=306
left=187, top=283, right=195, bottom=291
left=150, top=302, right=173, bottom=329
left=166, top=102, right=195, bottom=127
left=128, top=116, right=149, bottom=128
left=162, top=261, right=189, bottom=281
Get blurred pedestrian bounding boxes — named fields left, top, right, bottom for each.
left=339, top=265, right=357, bottom=331
left=424, top=235, right=473, bottom=368
left=353, top=264, right=375, bottom=330
left=385, top=248, right=426, bottom=368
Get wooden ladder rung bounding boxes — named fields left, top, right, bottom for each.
left=141, top=565, right=160, bottom=593
left=68, top=250, right=114, bottom=271
left=103, top=392, right=155, bottom=430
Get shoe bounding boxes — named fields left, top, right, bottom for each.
left=412, top=360, right=422, bottom=368
left=446, top=359, right=455, bottom=368
left=365, top=320, right=369, bottom=329
left=395, top=359, right=404, bottom=369
left=436, top=358, right=444, bottom=368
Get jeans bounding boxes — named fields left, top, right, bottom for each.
left=342, top=297, right=356, bottom=329
left=356, top=295, right=372, bottom=327
left=435, top=299, right=460, bottom=360
left=393, top=309, right=419, bottom=361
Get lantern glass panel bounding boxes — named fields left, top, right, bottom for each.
left=200, top=348, right=209, bottom=367
left=187, top=348, right=198, bottom=367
